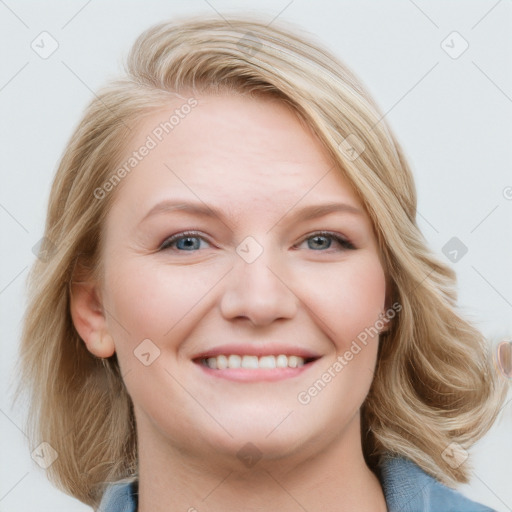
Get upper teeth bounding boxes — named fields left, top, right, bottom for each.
left=204, top=354, right=305, bottom=369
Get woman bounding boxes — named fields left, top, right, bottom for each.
left=16, top=15, right=508, bottom=512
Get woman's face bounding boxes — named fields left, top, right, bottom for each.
left=98, top=93, right=388, bottom=464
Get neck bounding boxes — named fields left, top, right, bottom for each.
left=136, top=414, right=387, bottom=512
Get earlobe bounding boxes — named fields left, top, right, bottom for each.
left=378, top=312, right=391, bottom=335
left=378, top=303, right=393, bottom=335
left=380, top=281, right=397, bottom=334
left=87, top=331, right=116, bottom=358
left=70, top=281, right=116, bottom=358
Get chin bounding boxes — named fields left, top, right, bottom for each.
left=202, top=415, right=318, bottom=463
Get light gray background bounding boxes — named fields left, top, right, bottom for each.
left=1, top=1, right=511, bottom=510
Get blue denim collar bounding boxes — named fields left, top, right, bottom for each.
left=98, top=454, right=496, bottom=512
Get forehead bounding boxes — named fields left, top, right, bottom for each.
left=108, top=93, right=364, bottom=224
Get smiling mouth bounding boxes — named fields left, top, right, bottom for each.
left=198, top=354, right=317, bottom=370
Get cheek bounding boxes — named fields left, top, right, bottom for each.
left=300, top=254, right=387, bottom=349
left=103, top=258, right=221, bottom=349
left=105, top=260, right=186, bottom=342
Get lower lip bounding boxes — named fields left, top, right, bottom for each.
left=195, top=361, right=315, bottom=382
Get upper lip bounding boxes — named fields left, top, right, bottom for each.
left=192, top=343, right=321, bottom=361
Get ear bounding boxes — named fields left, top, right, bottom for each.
left=379, top=280, right=397, bottom=334
left=70, top=280, right=116, bottom=358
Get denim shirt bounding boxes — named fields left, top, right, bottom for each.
left=98, top=454, right=496, bottom=512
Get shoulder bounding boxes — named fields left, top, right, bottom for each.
left=378, top=454, right=496, bottom=512
left=97, top=478, right=138, bottom=512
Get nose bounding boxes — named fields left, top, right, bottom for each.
left=219, top=247, right=298, bottom=327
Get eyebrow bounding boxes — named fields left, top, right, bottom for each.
left=139, top=200, right=363, bottom=227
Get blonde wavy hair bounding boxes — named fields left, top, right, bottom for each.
left=15, top=14, right=509, bottom=508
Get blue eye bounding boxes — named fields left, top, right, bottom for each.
left=300, top=232, right=355, bottom=251
left=159, top=231, right=355, bottom=253
left=159, top=232, right=208, bottom=251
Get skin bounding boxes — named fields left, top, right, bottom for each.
left=71, top=92, right=389, bottom=512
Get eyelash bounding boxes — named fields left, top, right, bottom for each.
left=158, top=230, right=356, bottom=252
